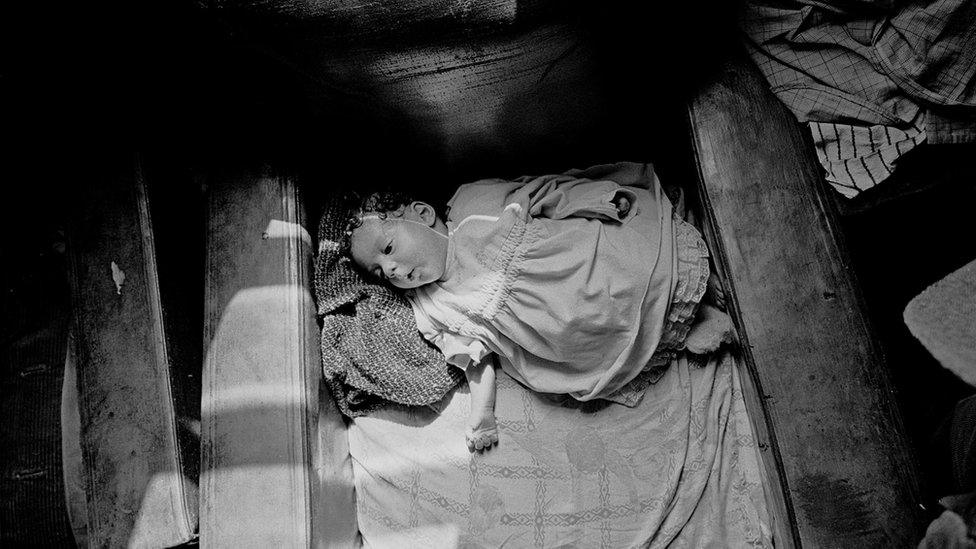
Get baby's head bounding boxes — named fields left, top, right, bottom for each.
left=344, top=191, right=449, bottom=290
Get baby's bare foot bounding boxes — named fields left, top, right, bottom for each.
left=685, top=303, right=735, bottom=355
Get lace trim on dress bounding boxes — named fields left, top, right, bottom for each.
left=608, top=214, right=712, bottom=406
left=659, top=216, right=712, bottom=352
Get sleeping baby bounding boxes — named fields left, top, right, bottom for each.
left=343, top=162, right=733, bottom=452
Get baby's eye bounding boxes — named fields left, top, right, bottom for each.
left=383, top=242, right=393, bottom=254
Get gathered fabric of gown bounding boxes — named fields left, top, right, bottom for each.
left=408, top=162, right=709, bottom=405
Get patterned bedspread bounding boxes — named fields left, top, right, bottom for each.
left=348, top=350, right=773, bottom=548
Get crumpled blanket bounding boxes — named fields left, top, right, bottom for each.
left=741, top=0, right=976, bottom=197
left=314, top=196, right=463, bottom=418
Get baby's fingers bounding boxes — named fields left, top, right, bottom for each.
left=481, top=432, right=498, bottom=451
left=465, top=428, right=498, bottom=453
left=476, top=434, right=497, bottom=452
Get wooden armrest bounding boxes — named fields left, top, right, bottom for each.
left=686, top=53, right=925, bottom=546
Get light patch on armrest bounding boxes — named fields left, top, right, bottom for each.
left=263, top=219, right=312, bottom=247
left=110, top=261, right=125, bottom=295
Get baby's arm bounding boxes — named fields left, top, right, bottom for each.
left=563, top=161, right=655, bottom=190
left=516, top=174, right=638, bottom=223
left=419, top=325, right=498, bottom=451
left=613, top=194, right=632, bottom=218
left=464, top=357, right=498, bottom=452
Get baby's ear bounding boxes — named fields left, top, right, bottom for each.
left=410, top=201, right=438, bottom=226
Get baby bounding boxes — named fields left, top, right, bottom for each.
left=345, top=162, right=732, bottom=452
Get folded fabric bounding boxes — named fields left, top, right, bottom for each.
left=314, top=196, right=463, bottom=418
left=741, top=0, right=976, bottom=197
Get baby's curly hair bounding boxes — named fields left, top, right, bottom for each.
left=338, top=190, right=442, bottom=256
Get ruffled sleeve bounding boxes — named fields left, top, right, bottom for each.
left=489, top=173, right=635, bottom=223
left=410, top=294, right=492, bottom=370
left=525, top=174, right=637, bottom=222
left=427, top=332, right=492, bottom=371
left=447, top=163, right=652, bottom=225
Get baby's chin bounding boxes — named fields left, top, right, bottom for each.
left=390, top=273, right=425, bottom=290
left=392, top=279, right=427, bottom=290
left=393, top=268, right=441, bottom=290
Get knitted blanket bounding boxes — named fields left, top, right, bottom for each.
left=314, top=196, right=463, bottom=418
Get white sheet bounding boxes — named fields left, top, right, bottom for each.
left=349, top=350, right=773, bottom=548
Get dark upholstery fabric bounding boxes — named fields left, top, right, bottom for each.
left=0, top=245, right=74, bottom=546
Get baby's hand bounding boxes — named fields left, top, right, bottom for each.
left=465, top=413, right=499, bottom=452
left=613, top=193, right=632, bottom=219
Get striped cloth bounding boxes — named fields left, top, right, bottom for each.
left=808, top=118, right=925, bottom=198
left=741, top=0, right=976, bottom=198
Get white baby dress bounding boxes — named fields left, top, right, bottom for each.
left=408, top=162, right=711, bottom=404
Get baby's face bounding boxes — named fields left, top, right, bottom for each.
left=348, top=202, right=449, bottom=290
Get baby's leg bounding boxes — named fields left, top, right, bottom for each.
left=464, top=358, right=498, bottom=452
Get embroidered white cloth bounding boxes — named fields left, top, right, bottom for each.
left=348, top=350, right=773, bottom=548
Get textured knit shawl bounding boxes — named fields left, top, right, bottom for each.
left=314, top=197, right=463, bottom=418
